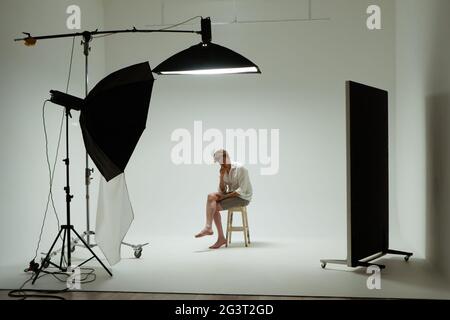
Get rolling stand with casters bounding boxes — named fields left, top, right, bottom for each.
left=320, top=249, right=413, bottom=270
left=70, top=238, right=149, bottom=259
left=122, top=242, right=150, bottom=258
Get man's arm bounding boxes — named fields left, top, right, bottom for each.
left=233, top=167, right=252, bottom=200
left=218, top=168, right=227, bottom=193
left=219, top=191, right=239, bottom=200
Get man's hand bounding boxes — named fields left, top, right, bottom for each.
left=218, top=192, right=239, bottom=201
left=219, top=167, right=226, bottom=193
left=216, top=193, right=224, bottom=201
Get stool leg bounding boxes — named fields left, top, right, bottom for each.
left=226, top=211, right=231, bottom=247
left=242, top=210, right=249, bottom=247
left=244, top=209, right=250, bottom=244
left=229, top=212, right=233, bottom=244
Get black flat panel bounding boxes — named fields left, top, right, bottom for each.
left=347, top=81, right=389, bottom=267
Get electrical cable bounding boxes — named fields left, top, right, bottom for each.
left=8, top=267, right=96, bottom=300
left=157, top=15, right=202, bottom=31
left=8, top=273, right=67, bottom=300
left=44, top=267, right=96, bottom=284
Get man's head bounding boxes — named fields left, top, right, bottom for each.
left=213, top=149, right=231, bottom=166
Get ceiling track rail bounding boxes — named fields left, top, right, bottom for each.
left=145, top=0, right=331, bottom=28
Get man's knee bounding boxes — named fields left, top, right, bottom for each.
left=207, top=193, right=217, bottom=201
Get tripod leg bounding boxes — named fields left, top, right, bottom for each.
left=387, top=249, right=413, bottom=256
left=72, top=227, right=112, bottom=276
left=32, top=228, right=64, bottom=285
left=59, top=228, right=67, bottom=269
left=357, top=261, right=386, bottom=269
left=386, top=249, right=413, bottom=261
left=320, top=259, right=347, bottom=269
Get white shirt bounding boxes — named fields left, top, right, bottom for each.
left=220, top=162, right=253, bottom=202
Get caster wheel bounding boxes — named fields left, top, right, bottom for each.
left=404, top=256, right=410, bottom=262
left=134, top=248, right=142, bottom=258
left=321, top=263, right=326, bottom=269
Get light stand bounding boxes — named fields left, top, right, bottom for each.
left=32, top=105, right=112, bottom=284
left=82, top=32, right=95, bottom=249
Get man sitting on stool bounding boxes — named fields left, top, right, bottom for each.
left=195, top=149, right=253, bottom=249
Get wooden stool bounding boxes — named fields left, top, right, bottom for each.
left=226, top=206, right=250, bottom=247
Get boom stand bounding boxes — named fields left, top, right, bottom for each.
left=32, top=107, right=112, bottom=285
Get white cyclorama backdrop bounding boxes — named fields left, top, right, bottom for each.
left=3, top=0, right=427, bottom=274
left=104, top=0, right=398, bottom=247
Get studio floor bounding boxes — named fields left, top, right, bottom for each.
left=1, top=236, right=450, bottom=300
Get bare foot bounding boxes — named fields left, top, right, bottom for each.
left=195, top=228, right=213, bottom=238
left=209, top=238, right=227, bottom=249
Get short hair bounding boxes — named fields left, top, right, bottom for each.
left=213, top=149, right=229, bottom=164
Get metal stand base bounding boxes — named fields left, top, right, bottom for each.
left=43, top=233, right=149, bottom=262
left=33, top=225, right=112, bottom=285
left=73, top=232, right=149, bottom=259
left=320, top=249, right=413, bottom=270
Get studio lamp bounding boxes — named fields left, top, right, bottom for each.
left=153, top=17, right=261, bottom=75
